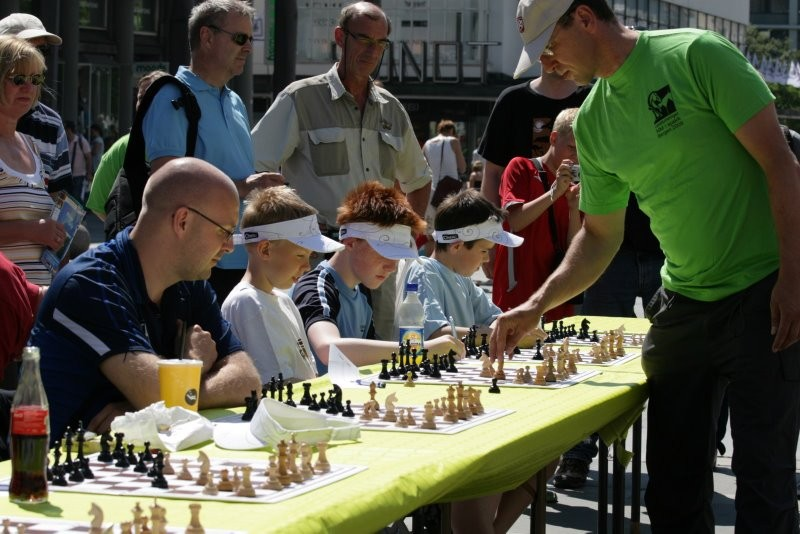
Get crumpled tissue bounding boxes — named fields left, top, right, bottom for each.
left=109, top=401, right=213, bottom=451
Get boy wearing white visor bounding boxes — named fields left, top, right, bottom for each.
left=293, top=182, right=465, bottom=372
left=401, top=189, right=524, bottom=340
left=222, top=187, right=343, bottom=383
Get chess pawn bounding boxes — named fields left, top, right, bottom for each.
left=568, top=351, right=579, bottom=374
left=545, top=357, right=557, bottom=382
left=433, top=398, right=444, bottom=417
left=472, top=388, right=484, bottom=414
left=262, top=463, right=285, bottom=491
left=161, top=452, right=175, bottom=475
left=404, top=371, right=415, bottom=387
left=394, top=412, right=409, bottom=428
left=523, top=366, right=534, bottom=384
left=217, top=469, right=234, bottom=492
left=314, top=442, right=331, bottom=473
left=535, top=364, right=547, bottom=385
left=300, top=443, right=315, bottom=480
left=404, top=407, right=417, bottom=427
left=421, top=401, right=437, bottom=430
left=177, top=459, right=193, bottom=480
left=202, top=470, right=218, bottom=496
left=288, top=443, right=303, bottom=483
left=493, top=367, right=506, bottom=381
left=359, top=402, right=373, bottom=421
left=232, top=466, right=242, bottom=493
left=513, top=367, right=525, bottom=384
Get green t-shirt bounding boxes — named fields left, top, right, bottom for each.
left=575, top=29, right=778, bottom=301
left=86, top=133, right=129, bottom=215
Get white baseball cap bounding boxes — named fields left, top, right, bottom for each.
left=339, top=222, right=419, bottom=260
left=514, top=0, right=574, bottom=79
left=213, top=397, right=361, bottom=450
left=0, top=13, right=62, bottom=45
left=432, top=218, right=524, bottom=248
left=234, top=214, right=344, bottom=253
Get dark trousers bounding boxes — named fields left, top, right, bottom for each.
left=642, top=271, right=800, bottom=533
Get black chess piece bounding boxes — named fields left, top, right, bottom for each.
left=318, top=392, right=328, bottom=409
left=430, top=354, right=442, bottom=378
left=342, top=400, right=355, bottom=417
left=446, top=351, right=458, bottom=373
left=326, top=391, right=340, bottom=415
left=268, top=377, right=277, bottom=399
left=79, top=456, right=94, bottom=479
left=134, top=452, right=149, bottom=474
left=113, top=432, right=126, bottom=461
left=63, top=427, right=74, bottom=473
left=488, top=378, right=501, bottom=394
left=150, top=454, right=169, bottom=489
left=68, top=461, right=84, bottom=483
left=299, top=382, right=313, bottom=406
left=331, top=384, right=345, bottom=412
left=389, top=353, right=399, bottom=377
left=534, top=339, right=543, bottom=361
left=50, top=440, right=62, bottom=481
left=308, top=393, right=320, bottom=411
left=52, top=464, right=68, bottom=486
left=242, top=390, right=258, bottom=421
left=126, top=443, right=137, bottom=465
left=142, top=441, right=153, bottom=462
left=98, top=431, right=113, bottom=462
left=591, top=329, right=600, bottom=343
left=378, top=359, right=391, bottom=380
left=285, top=382, right=296, bottom=407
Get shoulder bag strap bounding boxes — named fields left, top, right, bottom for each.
left=531, top=157, right=561, bottom=254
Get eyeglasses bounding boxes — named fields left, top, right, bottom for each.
left=207, top=24, right=253, bottom=46
left=186, top=206, right=235, bottom=242
left=7, top=73, right=45, bottom=86
left=343, top=29, right=390, bottom=50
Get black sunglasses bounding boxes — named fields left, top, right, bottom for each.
left=7, top=74, right=45, bottom=86
left=207, top=24, right=253, bottom=46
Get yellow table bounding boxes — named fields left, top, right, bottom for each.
left=0, top=317, right=649, bottom=534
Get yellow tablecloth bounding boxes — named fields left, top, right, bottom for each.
left=0, top=317, right=650, bottom=533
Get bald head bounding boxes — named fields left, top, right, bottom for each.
left=141, top=158, right=239, bottom=218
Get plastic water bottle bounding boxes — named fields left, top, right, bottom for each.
left=398, top=283, right=425, bottom=353
left=9, top=346, right=50, bottom=504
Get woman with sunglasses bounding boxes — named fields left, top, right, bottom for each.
left=0, top=35, right=64, bottom=285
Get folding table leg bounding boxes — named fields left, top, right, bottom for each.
left=598, top=440, right=609, bottom=534
left=530, top=468, right=547, bottom=534
left=631, top=417, right=642, bottom=534
left=612, top=440, right=625, bottom=534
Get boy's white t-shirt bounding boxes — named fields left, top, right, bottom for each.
left=222, top=281, right=318, bottom=382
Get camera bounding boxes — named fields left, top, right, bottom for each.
left=570, top=164, right=581, bottom=183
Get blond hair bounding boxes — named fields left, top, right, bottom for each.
left=0, top=35, right=45, bottom=107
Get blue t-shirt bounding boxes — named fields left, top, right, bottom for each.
left=31, top=228, right=242, bottom=440
left=141, top=66, right=254, bottom=270
left=402, top=257, right=500, bottom=339
left=292, top=260, right=375, bottom=374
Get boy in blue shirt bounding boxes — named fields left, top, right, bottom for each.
left=401, top=189, right=524, bottom=340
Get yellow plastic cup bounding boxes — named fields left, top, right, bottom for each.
left=157, top=359, right=202, bottom=411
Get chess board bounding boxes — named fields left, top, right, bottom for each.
left=0, top=453, right=366, bottom=505
left=359, top=360, right=600, bottom=389
left=551, top=333, right=644, bottom=347
left=0, top=516, right=243, bottom=533
left=513, top=349, right=641, bottom=367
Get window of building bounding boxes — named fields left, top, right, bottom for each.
left=134, top=0, right=159, bottom=35
left=80, top=0, right=108, bottom=30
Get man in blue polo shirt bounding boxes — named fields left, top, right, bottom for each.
left=141, top=0, right=282, bottom=302
left=32, top=158, right=261, bottom=441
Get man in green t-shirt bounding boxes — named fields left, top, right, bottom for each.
left=491, top=1, right=800, bottom=532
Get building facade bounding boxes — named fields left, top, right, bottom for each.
left=2, top=0, right=749, bottom=154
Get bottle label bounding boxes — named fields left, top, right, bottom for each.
left=11, top=406, right=49, bottom=436
left=399, top=327, right=424, bottom=353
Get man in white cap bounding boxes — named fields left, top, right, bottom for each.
left=492, top=1, right=800, bottom=532
left=0, top=13, right=71, bottom=193
left=292, top=181, right=464, bottom=373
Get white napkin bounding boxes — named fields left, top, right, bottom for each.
left=109, top=401, right=213, bottom=451
left=213, top=397, right=361, bottom=450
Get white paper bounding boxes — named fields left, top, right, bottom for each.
left=327, top=343, right=362, bottom=387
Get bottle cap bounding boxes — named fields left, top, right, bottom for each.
left=405, top=283, right=418, bottom=292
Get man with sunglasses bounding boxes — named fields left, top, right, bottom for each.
left=491, top=1, right=800, bottom=532
left=32, top=157, right=261, bottom=442
left=140, top=0, right=283, bottom=303
left=251, top=1, right=431, bottom=342
left=0, top=13, right=72, bottom=194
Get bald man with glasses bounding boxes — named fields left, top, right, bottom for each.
left=251, top=1, right=432, bottom=342
left=32, top=158, right=261, bottom=443
left=140, top=0, right=283, bottom=303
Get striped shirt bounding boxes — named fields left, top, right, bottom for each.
left=17, top=103, right=71, bottom=192
left=0, top=135, right=54, bottom=285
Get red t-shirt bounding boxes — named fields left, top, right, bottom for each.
left=492, top=157, right=573, bottom=321
left=0, top=253, right=39, bottom=378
